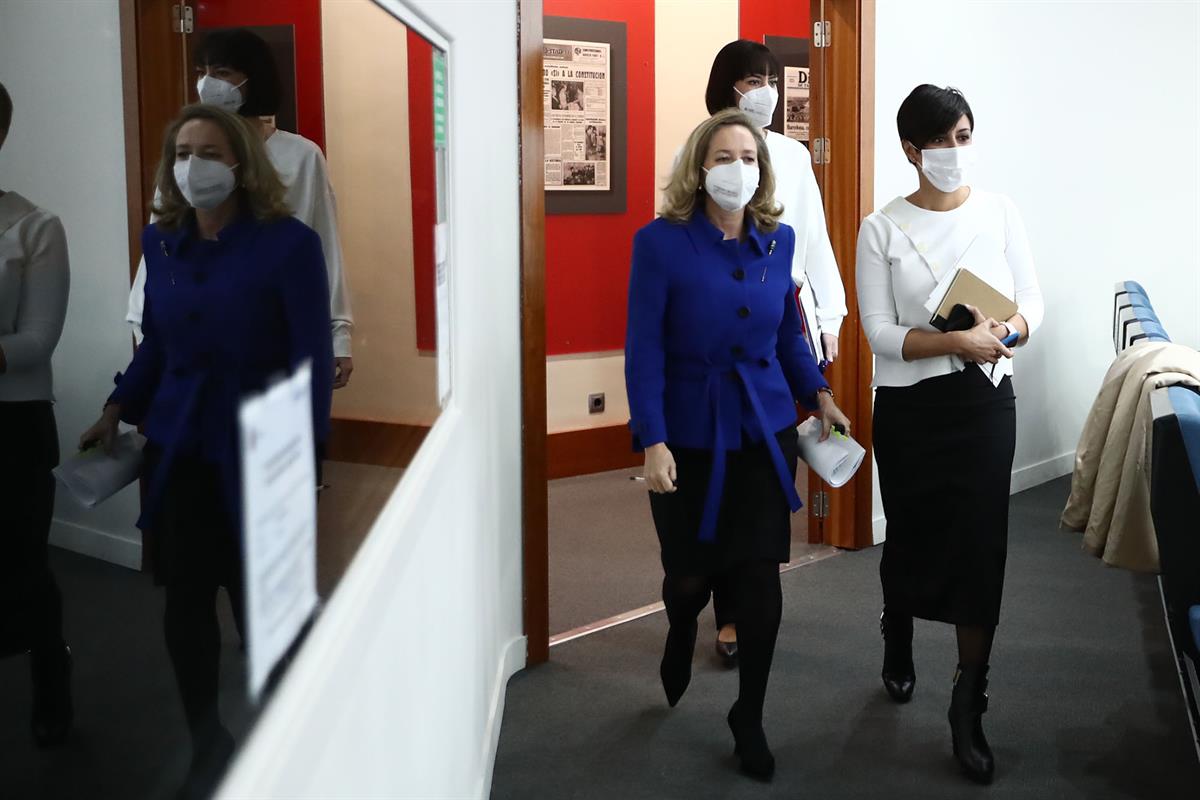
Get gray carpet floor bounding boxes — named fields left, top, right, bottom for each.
left=551, top=466, right=817, bottom=636
left=493, top=476, right=1200, bottom=799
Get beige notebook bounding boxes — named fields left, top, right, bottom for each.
left=929, top=268, right=1017, bottom=331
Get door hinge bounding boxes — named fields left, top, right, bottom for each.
left=172, top=4, right=194, bottom=34
left=813, top=20, right=831, bottom=48
left=812, top=137, right=831, bottom=166
left=812, top=490, right=830, bottom=518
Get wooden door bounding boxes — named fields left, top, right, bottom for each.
left=807, top=0, right=876, bottom=550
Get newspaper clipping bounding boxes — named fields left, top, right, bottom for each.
left=784, top=66, right=811, bottom=143
left=544, top=38, right=610, bottom=191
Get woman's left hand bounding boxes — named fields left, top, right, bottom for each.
left=821, top=333, right=839, bottom=364
left=816, top=392, right=852, bottom=442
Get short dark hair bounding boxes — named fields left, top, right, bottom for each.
left=896, top=84, right=974, bottom=149
left=194, top=28, right=282, bottom=116
left=705, top=40, right=781, bottom=115
left=0, top=81, right=12, bottom=141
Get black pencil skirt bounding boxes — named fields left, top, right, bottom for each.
left=648, top=426, right=800, bottom=577
left=873, top=367, right=1016, bottom=627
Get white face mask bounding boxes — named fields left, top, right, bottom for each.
left=704, top=160, right=760, bottom=212
left=918, top=143, right=978, bottom=193
left=173, top=156, right=238, bottom=210
left=735, top=83, right=779, bottom=128
left=196, top=75, right=246, bottom=113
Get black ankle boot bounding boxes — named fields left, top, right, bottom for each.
left=660, top=619, right=697, bottom=707
left=727, top=701, right=775, bottom=781
left=948, top=663, right=995, bottom=784
left=30, top=643, right=73, bottom=748
left=880, top=609, right=915, bottom=703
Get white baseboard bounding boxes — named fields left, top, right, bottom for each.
left=1010, top=451, right=1075, bottom=495
left=477, top=634, right=527, bottom=800
left=49, top=518, right=141, bottom=570
left=869, top=451, right=1076, bottom=546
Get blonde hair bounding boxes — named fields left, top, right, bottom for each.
left=660, top=108, right=782, bottom=230
left=151, top=104, right=290, bottom=230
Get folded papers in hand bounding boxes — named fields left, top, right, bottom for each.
left=796, top=417, right=865, bottom=488
left=53, top=431, right=146, bottom=508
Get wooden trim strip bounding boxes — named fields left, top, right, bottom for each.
left=547, top=425, right=640, bottom=480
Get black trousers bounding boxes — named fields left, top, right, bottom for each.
left=0, top=401, right=64, bottom=659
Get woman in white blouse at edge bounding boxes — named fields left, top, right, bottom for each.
left=701, top=40, right=848, bottom=667
left=126, top=28, right=355, bottom=388
left=856, top=85, right=1043, bottom=786
left=0, top=82, right=74, bottom=747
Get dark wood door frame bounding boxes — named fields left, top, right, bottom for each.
left=809, top=0, right=876, bottom=550
left=518, top=0, right=549, bottom=666
left=517, top=0, right=875, bottom=664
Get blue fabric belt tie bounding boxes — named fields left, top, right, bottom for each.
left=671, top=357, right=803, bottom=542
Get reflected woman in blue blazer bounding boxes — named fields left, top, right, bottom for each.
left=625, top=108, right=851, bottom=781
left=81, top=105, right=332, bottom=797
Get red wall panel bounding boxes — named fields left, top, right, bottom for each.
left=194, top=0, right=326, bottom=152
left=407, top=31, right=438, bottom=352
left=544, top=0, right=654, bottom=355
left=740, top=0, right=811, bottom=43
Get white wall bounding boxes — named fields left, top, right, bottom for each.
left=0, top=0, right=142, bottom=568
left=871, top=0, right=1200, bottom=535
left=218, top=1, right=524, bottom=797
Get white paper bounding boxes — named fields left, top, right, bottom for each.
left=239, top=363, right=318, bottom=699
left=924, top=266, right=960, bottom=316
left=796, top=417, right=866, bottom=488
left=53, top=430, right=145, bottom=508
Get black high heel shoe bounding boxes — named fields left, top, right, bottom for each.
left=660, top=619, right=697, bottom=707
left=948, top=663, right=995, bottom=785
left=30, top=643, right=73, bottom=748
left=726, top=701, right=775, bottom=781
left=880, top=608, right=915, bottom=703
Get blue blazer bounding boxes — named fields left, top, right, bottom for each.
left=110, top=213, right=334, bottom=530
left=624, top=212, right=828, bottom=541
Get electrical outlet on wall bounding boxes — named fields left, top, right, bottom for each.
left=588, top=392, right=605, bottom=414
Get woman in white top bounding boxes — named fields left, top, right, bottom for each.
left=126, top=28, right=355, bottom=388
left=701, top=40, right=848, bottom=666
left=856, top=85, right=1044, bottom=785
left=0, top=81, right=73, bottom=747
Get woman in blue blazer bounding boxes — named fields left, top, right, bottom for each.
left=625, top=108, right=850, bottom=781
left=81, top=104, right=332, bottom=797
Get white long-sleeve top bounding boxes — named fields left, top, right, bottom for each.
left=126, top=128, right=354, bottom=357
left=765, top=130, right=847, bottom=338
left=856, top=189, right=1044, bottom=388
left=0, top=192, right=70, bottom=403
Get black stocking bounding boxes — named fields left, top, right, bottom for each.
left=729, top=560, right=783, bottom=725
left=955, top=624, right=995, bottom=667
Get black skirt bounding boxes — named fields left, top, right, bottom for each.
left=648, top=426, right=800, bottom=577
left=873, top=367, right=1016, bottom=626
left=143, top=443, right=242, bottom=590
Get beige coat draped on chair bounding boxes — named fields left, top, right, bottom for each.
left=1061, top=341, right=1200, bottom=572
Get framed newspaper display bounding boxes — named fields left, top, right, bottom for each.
left=544, top=38, right=610, bottom=191
left=784, top=66, right=811, bottom=143
left=543, top=17, right=627, bottom=215
left=763, top=35, right=810, bottom=143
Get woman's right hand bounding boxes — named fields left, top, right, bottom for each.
left=955, top=304, right=1014, bottom=365
left=644, top=442, right=677, bottom=494
left=80, top=403, right=122, bottom=454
